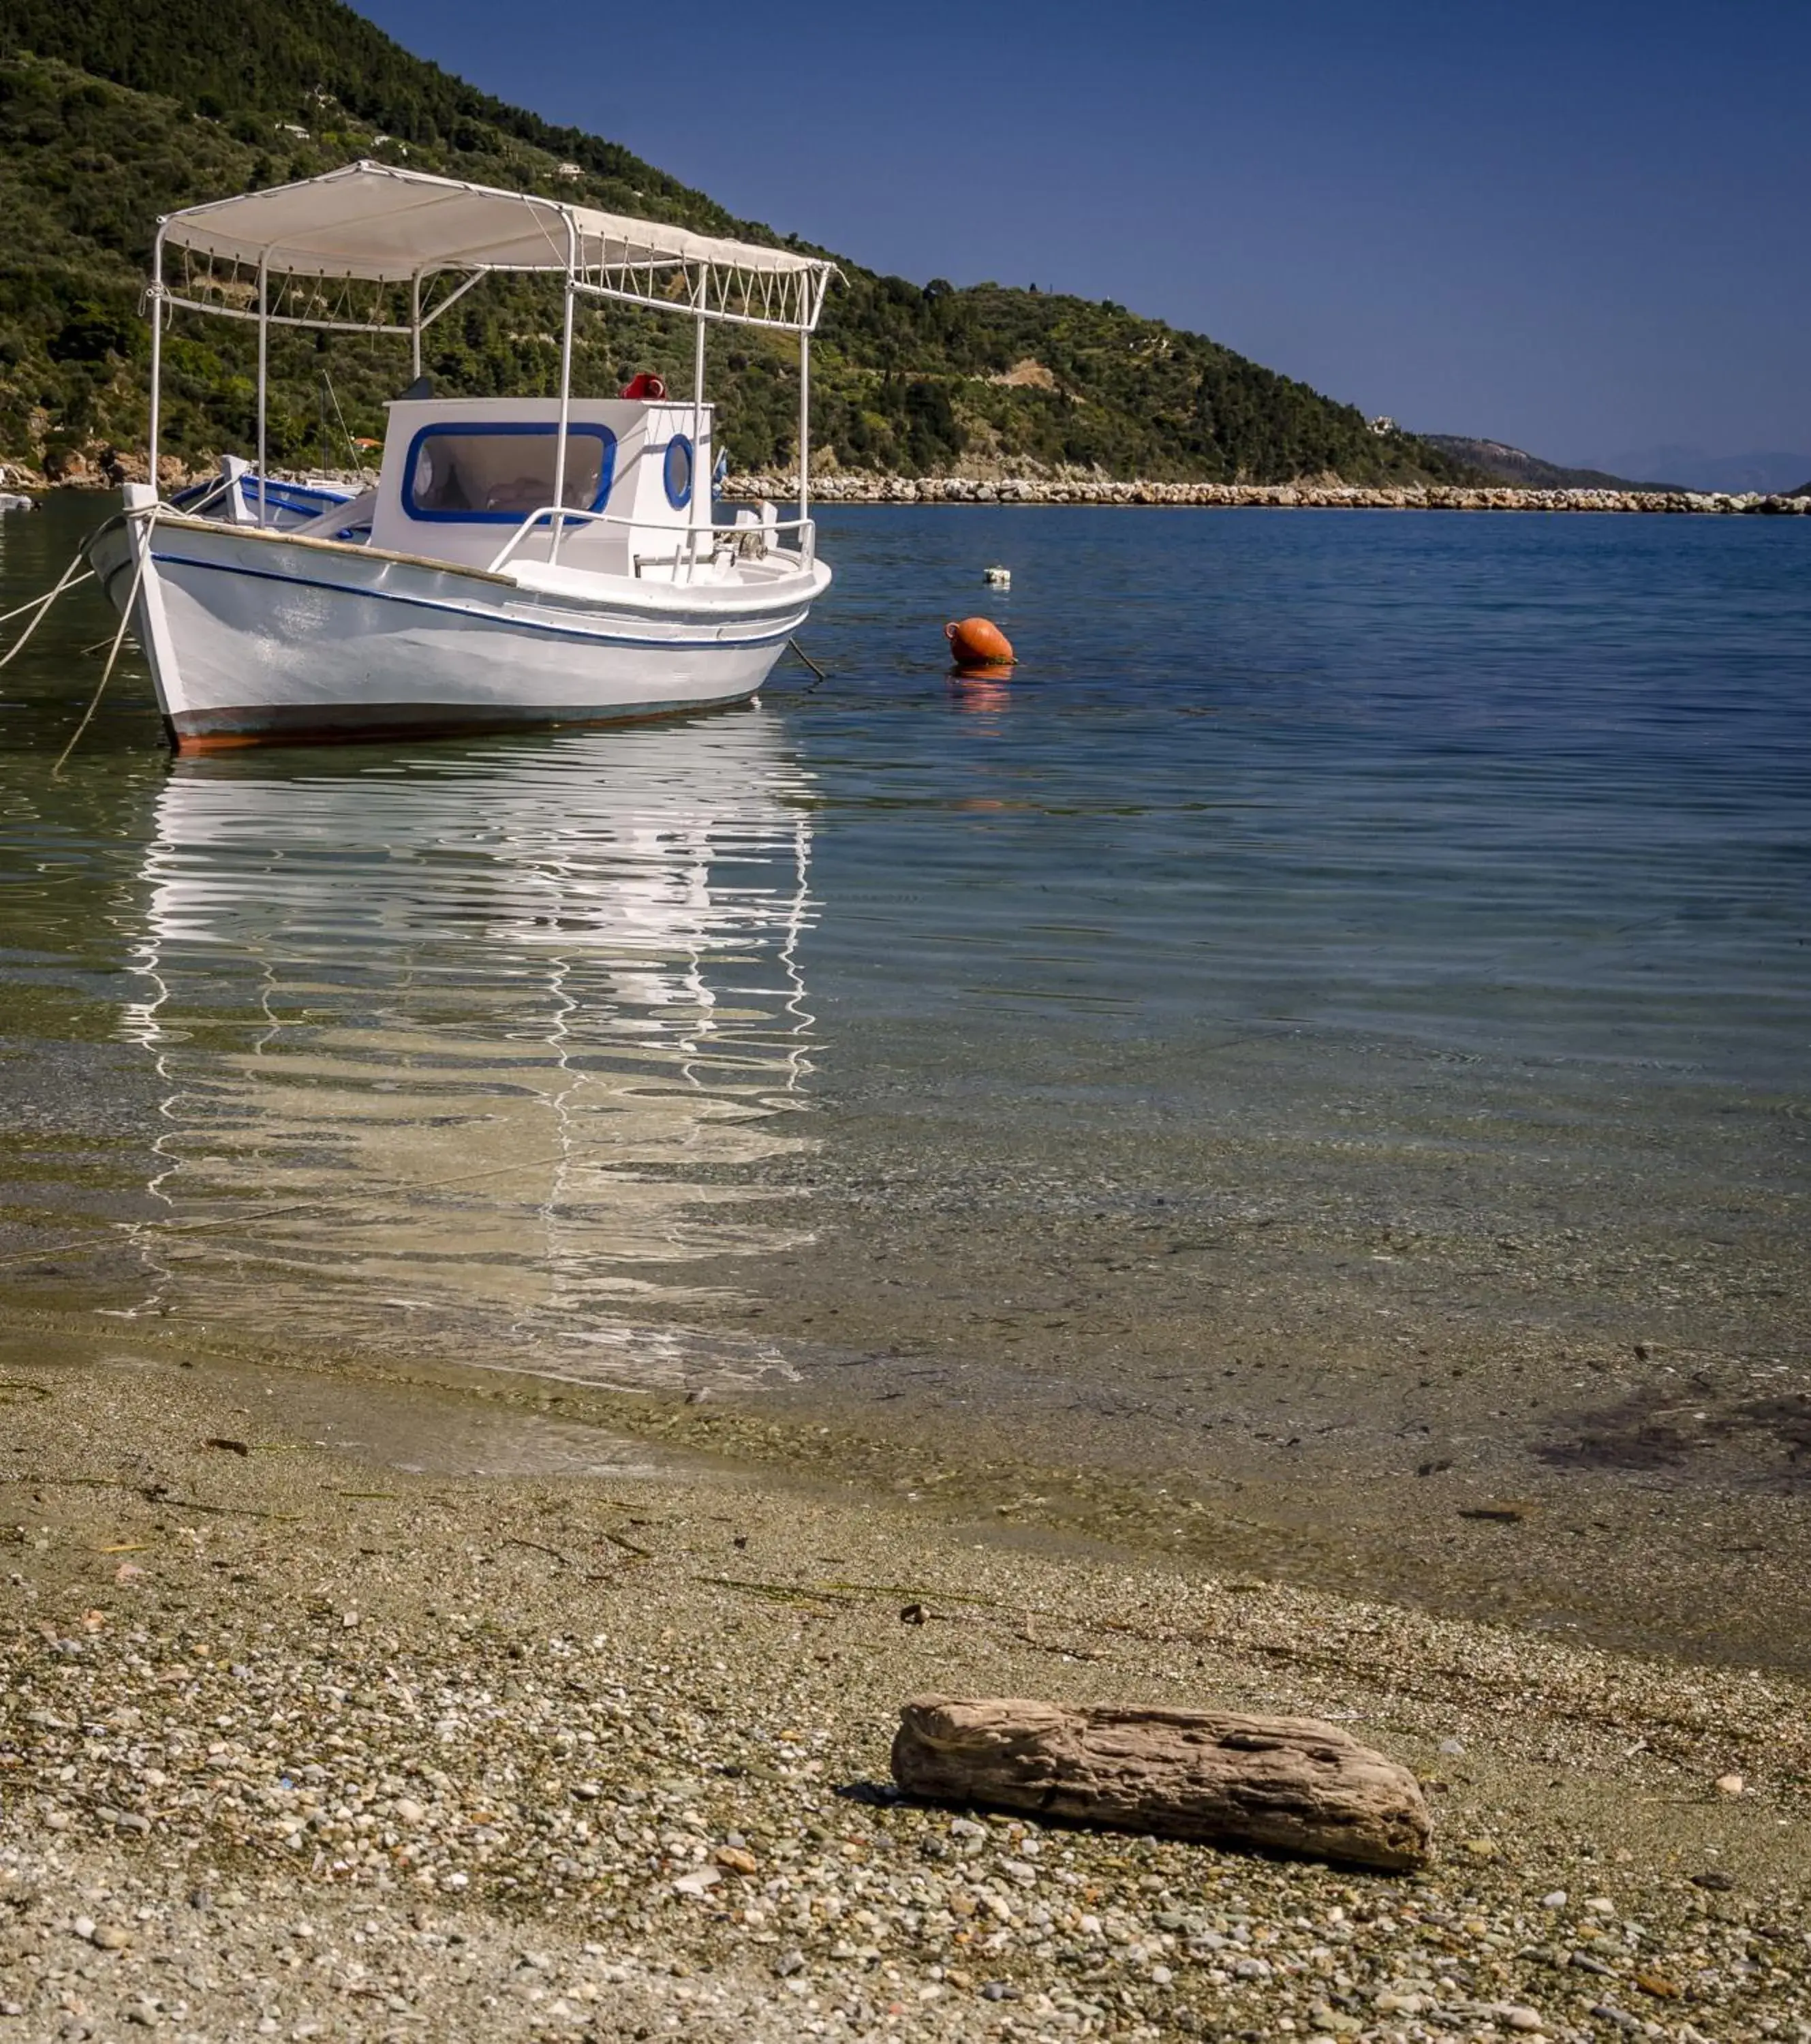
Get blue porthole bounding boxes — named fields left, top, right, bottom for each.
left=663, top=435, right=694, bottom=510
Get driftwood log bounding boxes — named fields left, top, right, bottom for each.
left=891, top=1695, right=1430, bottom=1872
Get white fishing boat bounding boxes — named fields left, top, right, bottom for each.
left=87, top=160, right=837, bottom=750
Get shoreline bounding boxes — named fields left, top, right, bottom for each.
left=722, top=474, right=1811, bottom=515
left=10, top=469, right=1808, bottom=517
left=8, top=1279, right=1810, bottom=1688
left=2, top=1335, right=1808, bottom=2042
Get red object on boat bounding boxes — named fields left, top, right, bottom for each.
left=945, top=617, right=1015, bottom=668
left=619, top=372, right=668, bottom=400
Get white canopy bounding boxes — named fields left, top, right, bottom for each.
left=158, top=161, right=835, bottom=329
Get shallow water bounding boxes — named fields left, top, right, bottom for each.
left=2, top=492, right=1808, bottom=1658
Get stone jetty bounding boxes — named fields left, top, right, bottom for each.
left=13, top=448, right=1808, bottom=512
left=727, top=471, right=1811, bottom=514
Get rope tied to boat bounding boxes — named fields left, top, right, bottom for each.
left=0, top=551, right=95, bottom=670
left=46, top=499, right=161, bottom=777
left=787, top=637, right=830, bottom=689
left=0, top=495, right=162, bottom=667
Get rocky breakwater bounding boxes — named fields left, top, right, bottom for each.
left=726, top=471, right=1811, bottom=514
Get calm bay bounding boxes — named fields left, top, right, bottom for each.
left=2, top=494, right=1806, bottom=1666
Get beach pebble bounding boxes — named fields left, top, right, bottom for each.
left=1714, top=1772, right=1744, bottom=1796
left=4, top=1364, right=1809, bottom=2044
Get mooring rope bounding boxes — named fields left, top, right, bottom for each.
left=0, top=553, right=95, bottom=668
left=0, top=496, right=166, bottom=668
left=787, top=636, right=830, bottom=689
left=50, top=507, right=157, bottom=777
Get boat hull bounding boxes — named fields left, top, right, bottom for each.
left=89, top=496, right=825, bottom=749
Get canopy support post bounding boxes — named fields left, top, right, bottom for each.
left=410, top=273, right=422, bottom=380
left=798, top=327, right=810, bottom=534
left=691, top=309, right=707, bottom=567
left=549, top=222, right=577, bottom=566
left=147, top=228, right=165, bottom=499
left=255, top=256, right=269, bottom=528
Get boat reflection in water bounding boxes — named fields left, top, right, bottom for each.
left=117, top=710, right=817, bottom=1393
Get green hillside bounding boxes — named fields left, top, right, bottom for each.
left=0, top=0, right=1477, bottom=486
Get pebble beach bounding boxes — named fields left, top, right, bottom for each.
left=3, top=1339, right=1808, bottom=2044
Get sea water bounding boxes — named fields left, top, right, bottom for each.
left=1, top=495, right=1807, bottom=1650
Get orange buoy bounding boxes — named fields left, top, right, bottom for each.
left=945, top=617, right=1015, bottom=668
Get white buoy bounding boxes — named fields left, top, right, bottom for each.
left=983, top=564, right=1010, bottom=587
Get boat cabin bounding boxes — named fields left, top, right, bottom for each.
left=365, top=394, right=715, bottom=577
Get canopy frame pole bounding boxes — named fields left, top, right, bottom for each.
left=799, top=328, right=810, bottom=535
left=147, top=226, right=166, bottom=498
left=155, top=296, right=412, bottom=337
left=691, top=305, right=707, bottom=572
left=410, top=273, right=422, bottom=380
left=570, top=278, right=812, bottom=335
left=416, top=270, right=486, bottom=335
left=255, top=255, right=269, bottom=528
left=548, top=215, right=578, bottom=566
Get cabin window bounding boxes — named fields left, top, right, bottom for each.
left=402, top=423, right=617, bottom=524
left=662, top=435, right=694, bottom=510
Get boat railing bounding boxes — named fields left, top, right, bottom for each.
left=485, top=504, right=817, bottom=579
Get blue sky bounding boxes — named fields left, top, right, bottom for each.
left=357, top=0, right=1810, bottom=471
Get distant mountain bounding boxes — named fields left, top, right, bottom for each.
left=1420, top=436, right=1662, bottom=491
left=1594, top=446, right=1811, bottom=496
left=0, top=0, right=1479, bottom=486
left=1431, top=435, right=1811, bottom=497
